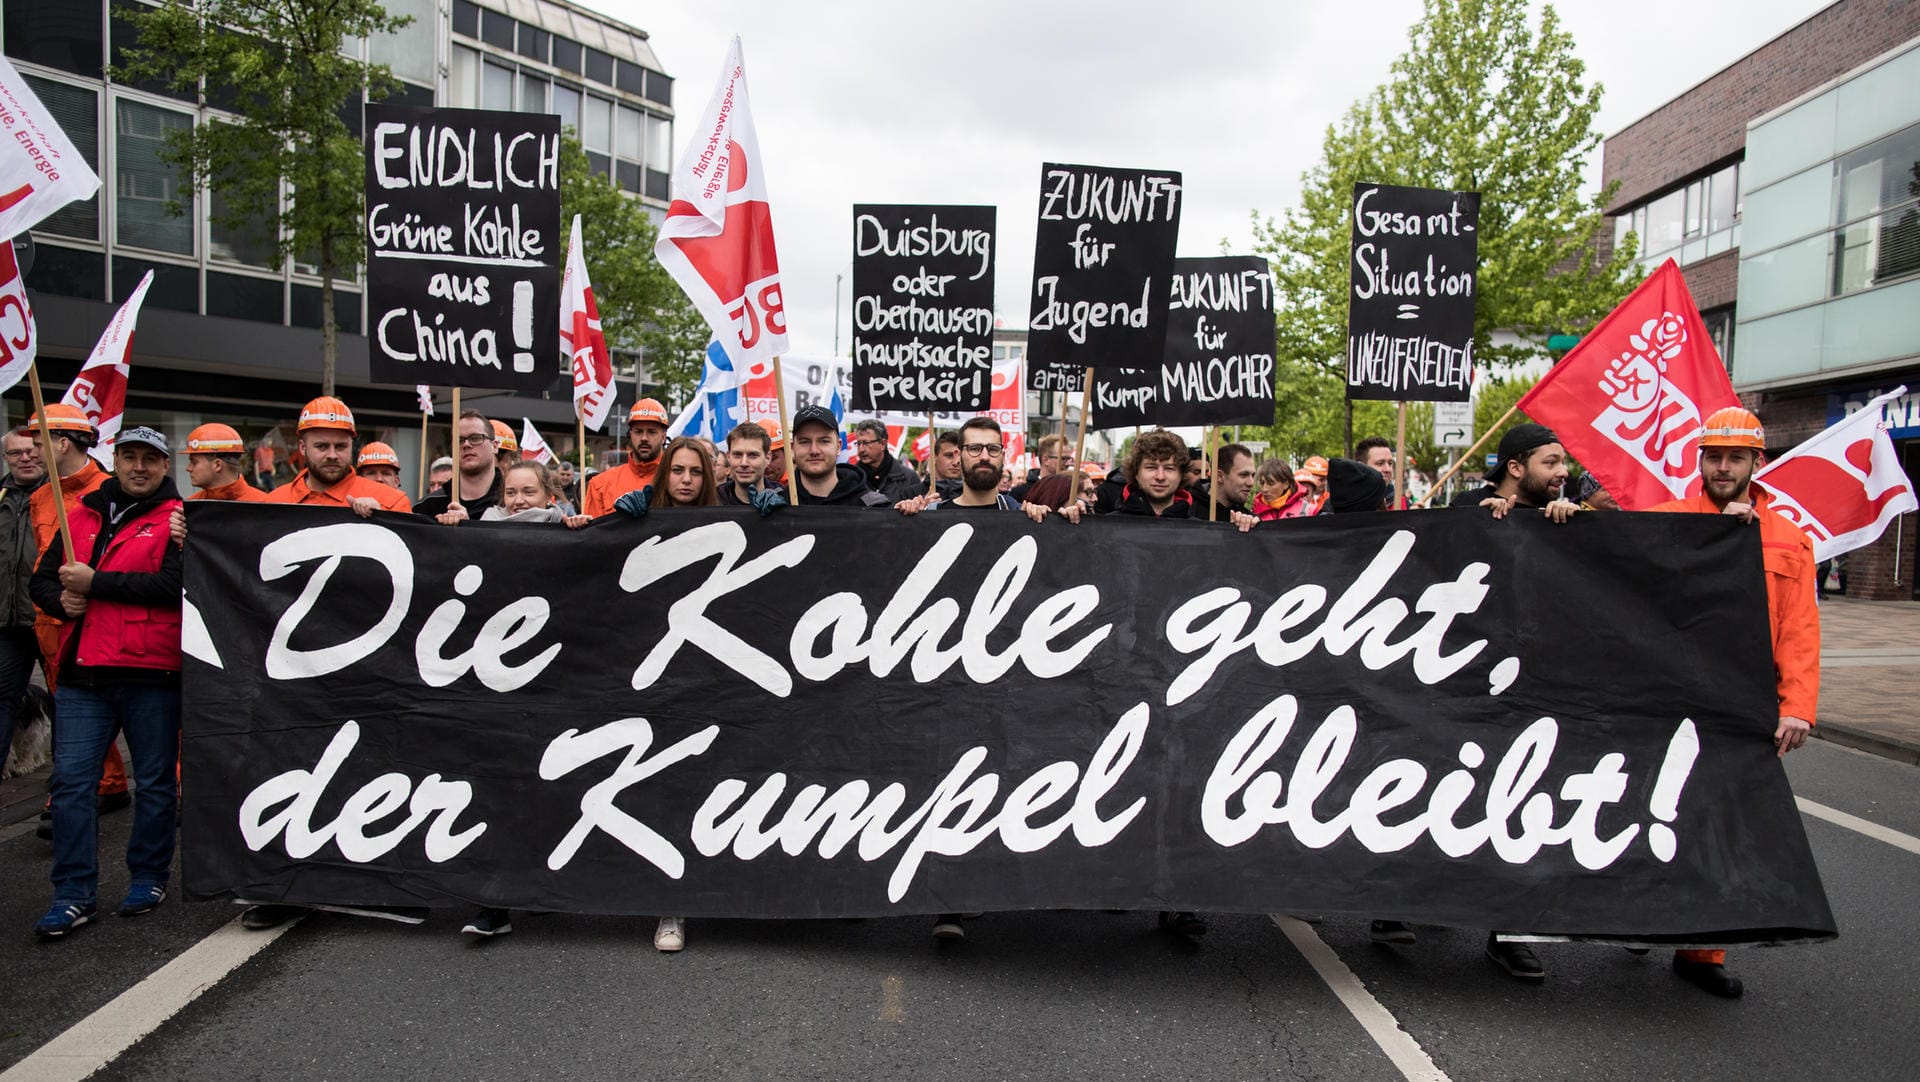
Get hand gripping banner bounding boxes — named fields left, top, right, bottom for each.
left=180, top=506, right=1834, bottom=946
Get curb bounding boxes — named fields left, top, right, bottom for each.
left=1812, top=720, right=1920, bottom=767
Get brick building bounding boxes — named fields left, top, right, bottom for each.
left=1600, top=0, right=1920, bottom=598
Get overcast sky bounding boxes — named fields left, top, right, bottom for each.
left=586, top=0, right=1828, bottom=359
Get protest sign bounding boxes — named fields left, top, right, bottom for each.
left=1027, top=164, right=1182, bottom=392
left=1346, top=183, right=1479, bottom=402
left=182, top=505, right=1833, bottom=945
left=851, top=204, right=995, bottom=412
left=364, top=104, right=561, bottom=393
left=1093, top=257, right=1276, bottom=428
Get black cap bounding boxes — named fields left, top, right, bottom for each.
left=790, top=405, right=839, bottom=435
left=1492, top=423, right=1559, bottom=479
left=1326, top=457, right=1389, bottom=514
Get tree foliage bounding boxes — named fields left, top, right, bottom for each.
left=1243, top=0, right=1639, bottom=462
left=116, top=0, right=412, bottom=395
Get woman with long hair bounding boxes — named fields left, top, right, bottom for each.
left=652, top=437, right=720, bottom=508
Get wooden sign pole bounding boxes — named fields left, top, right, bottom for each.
left=1206, top=426, right=1219, bottom=522
left=1393, top=402, right=1408, bottom=510
left=1069, top=367, right=1094, bottom=494
left=774, top=358, right=800, bottom=504
left=26, top=363, right=75, bottom=564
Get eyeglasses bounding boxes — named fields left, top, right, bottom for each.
left=961, top=443, right=1005, bottom=458
left=457, top=434, right=495, bottom=447
left=854, top=437, right=884, bottom=447
left=3, top=449, right=37, bottom=459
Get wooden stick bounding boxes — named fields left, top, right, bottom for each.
left=26, top=363, right=75, bottom=565
left=576, top=413, right=588, bottom=511
left=1206, top=425, right=1219, bottom=522
left=1069, top=367, right=1094, bottom=494
left=1415, top=402, right=1518, bottom=507
left=417, top=400, right=430, bottom=501
left=774, top=357, right=800, bottom=504
left=1393, top=402, right=1407, bottom=510
left=926, top=410, right=937, bottom=493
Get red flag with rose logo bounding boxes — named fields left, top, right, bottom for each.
left=654, top=37, right=788, bottom=370
left=1518, top=260, right=1739, bottom=510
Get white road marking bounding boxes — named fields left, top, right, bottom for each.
left=1798, top=796, right=1920, bottom=856
left=1271, top=915, right=1452, bottom=1082
left=0, top=915, right=297, bottom=1082
left=0, top=818, right=39, bottom=844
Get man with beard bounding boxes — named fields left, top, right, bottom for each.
left=851, top=419, right=921, bottom=503
left=416, top=411, right=503, bottom=522
left=584, top=399, right=669, bottom=517
left=1647, top=406, right=1817, bottom=999
left=791, top=407, right=890, bottom=507
left=261, top=398, right=411, bottom=513
left=1449, top=423, right=1578, bottom=523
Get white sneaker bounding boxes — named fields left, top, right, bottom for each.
left=654, top=916, right=685, bottom=953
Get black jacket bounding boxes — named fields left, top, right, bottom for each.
left=0, top=474, right=43, bottom=630
left=1107, top=484, right=1197, bottom=519
left=859, top=452, right=925, bottom=504
left=415, top=468, right=503, bottom=519
left=799, top=465, right=893, bottom=507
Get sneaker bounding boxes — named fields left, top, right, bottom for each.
left=34, top=901, right=96, bottom=940
left=1370, top=920, right=1416, bottom=944
left=118, top=883, right=167, bottom=917
left=241, top=904, right=310, bottom=930
left=461, top=908, right=513, bottom=938
left=1673, top=956, right=1743, bottom=998
left=1158, top=911, right=1207, bottom=937
left=932, top=915, right=965, bottom=941
left=1486, top=935, right=1545, bottom=980
left=97, top=790, right=131, bottom=814
left=654, top=916, right=685, bottom=953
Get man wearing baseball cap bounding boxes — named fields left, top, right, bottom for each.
left=1647, top=405, right=1818, bottom=999
left=583, top=398, right=669, bottom=517
left=790, top=405, right=889, bottom=507
left=183, top=424, right=266, bottom=502
left=1449, top=422, right=1579, bottom=523
left=356, top=442, right=404, bottom=490
left=262, top=397, right=410, bottom=513
left=28, top=426, right=185, bottom=938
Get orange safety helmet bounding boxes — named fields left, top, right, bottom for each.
left=357, top=441, right=401, bottom=470
left=1700, top=406, right=1765, bottom=450
left=490, top=419, right=519, bottom=453
left=628, top=398, right=669, bottom=426
left=184, top=423, right=245, bottom=455
left=298, top=396, right=356, bottom=434
left=1297, top=455, right=1330, bottom=481
left=29, top=404, right=95, bottom=434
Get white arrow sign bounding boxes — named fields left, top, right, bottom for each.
left=1433, top=400, right=1473, bottom=448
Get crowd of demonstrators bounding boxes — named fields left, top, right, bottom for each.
left=259, top=398, right=411, bottom=514
left=583, top=399, right=669, bottom=517
left=850, top=419, right=922, bottom=504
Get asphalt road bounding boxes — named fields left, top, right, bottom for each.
left=1, top=738, right=1915, bottom=1082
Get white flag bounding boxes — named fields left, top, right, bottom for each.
left=1758, top=386, right=1920, bottom=562
left=561, top=216, right=614, bottom=429
left=654, top=38, right=788, bottom=369
left=416, top=385, right=434, bottom=416
left=64, top=270, right=152, bottom=466
left=0, top=57, right=103, bottom=241
left=520, top=418, right=556, bottom=465
left=0, top=234, right=33, bottom=394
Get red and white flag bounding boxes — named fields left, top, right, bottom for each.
left=64, top=269, right=152, bottom=466
left=912, top=428, right=931, bottom=462
left=561, top=215, right=614, bottom=430
left=1518, top=260, right=1737, bottom=510
left=520, top=419, right=556, bottom=465
left=1758, top=387, right=1918, bottom=562
left=416, top=384, right=434, bottom=416
left=654, top=37, right=787, bottom=369
left=0, top=234, right=34, bottom=394
left=0, top=57, right=102, bottom=242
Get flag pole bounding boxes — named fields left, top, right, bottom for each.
left=576, top=413, right=588, bottom=511
left=1069, top=367, right=1094, bottom=495
left=1206, top=426, right=1219, bottom=522
left=1394, top=401, right=1407, bottom=510
left=26, top=363, right=75, bottom=565
left=1416, top=403, right=1517, bottom=508
left=417, top=396, right=430, bottom=500
left=774, top=357, right=799, bottom=504
left=926, top=411, right=937, bottom=494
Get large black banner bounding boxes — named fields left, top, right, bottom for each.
left=1027, top=163, right=1182, bottom=393
left=1094, top=256, right=1278, bottom=428
left=851, top=205, right=996, bottom=412
left=1346, top=182, right=1479, bottom=402
left=364, top=104, right=561, bottom=393
left=181, top=505, right=1834, bottom=945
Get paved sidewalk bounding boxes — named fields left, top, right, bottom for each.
left=1815, top=597, right=1920, bottom=764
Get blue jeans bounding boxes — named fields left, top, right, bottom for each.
left=0, top=628, right=36, bottom=769
left=50, top=683, right=180, bottom=905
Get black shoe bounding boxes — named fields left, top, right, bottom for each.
left=1370, top=920, right=1415, bottom=944
left=1673, top=957, right=1743, bottom=998
left=1486, top=935, right=1545, bottom=980
left=462, top=908, right=512, bottom=937
left=932, top=915, right=965, bottom=941
left=241, top=904, right=310, bottom=930
left=1158, top=911, right=1207, bottom=937
left=97, top=791, right=131, bottom=814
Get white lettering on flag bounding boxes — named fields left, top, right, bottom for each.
left=64, top=269, right=151, bottom=465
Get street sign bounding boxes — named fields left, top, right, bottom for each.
left=1434, top=400, right=1473, bottom=448
left=1243, top=440, right=1269, bottom=453
left=1485, top=452, right=1499, bottom=469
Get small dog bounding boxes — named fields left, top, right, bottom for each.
left=3, top=685, right=53, bottom=779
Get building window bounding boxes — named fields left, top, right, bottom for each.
left=368, top=0, right=434, bottom=87
left=479, top=9, right=514, bottom=52
left=1831, top=122, right=1920, bottom=296
left=4, top=0, right=104, bottom=78
left=520, top=72, right=546, bottom=114
left=615, top=104, right=642, bottom=161
left=451, top=0, right=481, bottom=39
left=643, top=69, right=672, bottom=109
left=517, top=25, right=550, bottom=64
left=581, top=95, right=612, bottom=155
left=645, top=114, right=671, bottom=171
left=1615, top=161, right=1741, bottom=267
left=584, top=48, right=614, bottom=86
left=206, top=270, right=285, bottom=324
left=22, top=75, right=99, bottom=241
left=115, top=98, right=195, bottom=256
left=1701, top=307, right=1734, bottom=371
left=481, top=61, right=513, bottom=111
left=551, top=82, right=581, bottom=134
left=552, top=38, right=583, bottom=74
left=449, top=45, right=478, bottom=108
left=208, top=158, right=277, bottom=269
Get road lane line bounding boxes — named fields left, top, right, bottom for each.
left=1798, top=796, right=1920, bottom=856
left=0, top=915, right=297, bottom=1082
left=1270, top=915, right=1452, bottom=1082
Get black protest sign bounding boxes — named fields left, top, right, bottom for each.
left=180, top=504, right=1834, bottom=946
left=1094, top=257, right=1277, bottom=428
left=851, top=205, right=995, bottom=412
left=364, top=104, right=561, bottom=393
left=1027, top=163, right=1182, bottom=391
left=1346, top=183, right=1480, bottom=402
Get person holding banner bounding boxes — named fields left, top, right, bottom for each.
left=719, top=422, right=775, bottom=507
left=1212, top=444, right=1256, bottom=515
left=1448, top=424, right=1580, bottom=523
left=1249, top=460, right=1299, bottom=521
left=356, top=443, right=404, bottom=491
left=791, top=407, right=890, bottom=508
left=183, top=425, right=267, bottom=503
left=28, top=427, right=183, bottom=938
left=850, top=420, right=922, bottom=504
left=583, top=399, right=670, bottom=518
left=416, top=412, right=503, bottom=522
left=653, top=438, right=721, bottom=508
left=1647, top=406, right=1819, bottom=999
left=261, top=399, right=411, bottom=514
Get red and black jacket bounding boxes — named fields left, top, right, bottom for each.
left=31, top=477, right=184, bottom=683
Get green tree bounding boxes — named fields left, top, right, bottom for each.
left=555, top=135, right=707, bottom=407
left=117, top=0, right=412, bottom=395
left=1245, top=0, right=1639, bottom=461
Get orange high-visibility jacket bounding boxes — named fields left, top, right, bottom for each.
left=262, top=469, right=413, bottom=512
left=190, top=477, right=269, bottom=502
left=1649, top=486, right=1820, bottom=722
left=583, top=457, right=660, bottom=518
